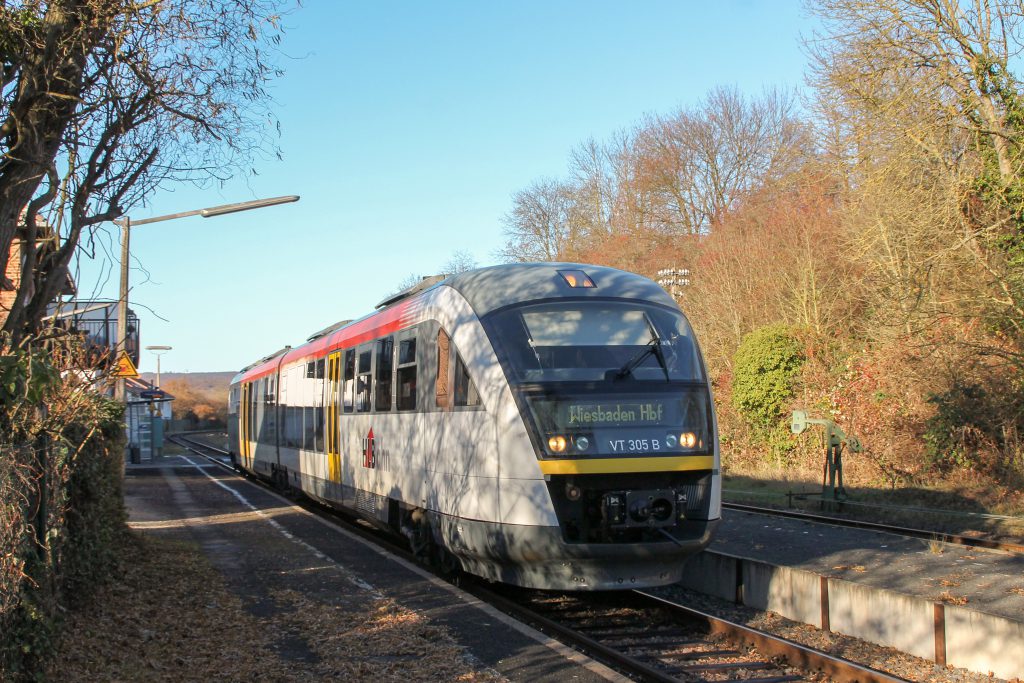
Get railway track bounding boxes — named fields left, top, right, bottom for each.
left=471, top=584, right=906, bottom=682
left=722, top=501, right=1024, bottom=554
left=166, top=432, right=909, bottom=682
left=167, top=432, right=232, bottom=464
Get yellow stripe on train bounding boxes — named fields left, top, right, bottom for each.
left=538, top=455, right=715, bottom=475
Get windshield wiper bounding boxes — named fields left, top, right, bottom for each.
left=615, top=317, right=671, bottom=381
left=518, top=315, right=542, bottom=368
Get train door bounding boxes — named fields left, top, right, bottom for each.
left=326, top=351, right=342, bottom=484
left=240, top=381, right=252, bottom=468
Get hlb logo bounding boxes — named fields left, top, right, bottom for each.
left=363, top=428, right=376, bottom=468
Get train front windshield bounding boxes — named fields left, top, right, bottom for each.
left=484, top=301, right=713, bottom=457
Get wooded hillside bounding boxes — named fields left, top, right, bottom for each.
left=498, top=0, right=1024, bottom=499
left=143, top=372, right=233, bottom=426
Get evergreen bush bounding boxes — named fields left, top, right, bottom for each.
left=731, top=324, right=804, bottom=429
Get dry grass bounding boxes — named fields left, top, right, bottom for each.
left=47, top=533, right=502, bottom=682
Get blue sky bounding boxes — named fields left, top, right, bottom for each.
left=74, top=1, right=817, bottom=373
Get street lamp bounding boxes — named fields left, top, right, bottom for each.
left=145, top=345, right=172, bottom=387
left=113, top=195, right=299, bottom=400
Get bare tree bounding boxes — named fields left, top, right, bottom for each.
left=808, top=0, right=1024, bottom=182
left=498, top=177, right=577, bottom=262
left=388, top=250, right=480, bottom=298
left=440, top=249, right=478, bottom=275
left=807, top=0, right=1024, bottom=363
left=497, top=86, right=813, bottom=263
left=0, top=0, right=292, bottom=344
left=635, top=86, right=813, bottom=235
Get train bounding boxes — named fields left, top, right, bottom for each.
left=227, top=263, right=721, bottom=590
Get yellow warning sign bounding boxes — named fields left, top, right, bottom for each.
left=112, top=351, right=139, bottom=378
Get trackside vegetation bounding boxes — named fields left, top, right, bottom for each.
left=498, top=1, right=1024, bottom=504
left=2, top=1, right=290, bottom=678
left=731, top=325, right=805, bottom=430
left=0, top=339, right=126, bottom=680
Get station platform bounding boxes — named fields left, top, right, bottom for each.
left=124, top=455, right=625, bottom=682
left=713, top=507, right=1024, bottom=622
left=682, top=507, right=1024, bottom=680
left=124, top=449, right=1023, bottom=680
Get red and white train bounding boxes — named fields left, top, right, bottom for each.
left=228, top=263, right=720, bottom=590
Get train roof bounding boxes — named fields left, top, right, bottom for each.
left=232, top=263, right=677, bottom=385
left=443, top=262, right=676, bottom=315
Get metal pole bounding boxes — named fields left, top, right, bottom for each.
left=115, top=216, right=130, bottom=402
left=145, top=346, right=171, bottom=387
left=111, top=196, right=297, bottom=459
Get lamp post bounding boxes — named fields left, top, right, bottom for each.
left=113, top=195, right=299, bottom=401
left=145, top=345, right=172, bottom=387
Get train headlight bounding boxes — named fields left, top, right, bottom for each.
left=680, top=432, right=697, bottom=449
left=548, top=435, right=567, bottom=453
left=665, top=434, right=678, bottom=448
left=574, top=435, right=590, bottom=452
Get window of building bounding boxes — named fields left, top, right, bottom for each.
left=454, top=352, right=481, bottom=407
left=397, top=336, right=417, bottom=411
left=375, top=336, right=393, bottom=411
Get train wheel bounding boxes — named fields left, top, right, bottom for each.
left=433, top=545, right=462, bottom=582
left=404, top=510, right=433, bottom=564
left=403, top=510, right=462, bottom=580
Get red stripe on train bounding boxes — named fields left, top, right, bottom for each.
left=234, top=299, right=416, bottom=384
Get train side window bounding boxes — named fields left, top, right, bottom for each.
left=306, top=361, right=315, bottom=379
left=436, top=328, right=450, bottom=408
left=315, top=358, right=325, bottom=379
left=314, top=406, right=324, bottom=451
left=356, top=346, right=372, bottom=412
left=303, top=406, right=313, bottom=450
left=453, top=352, right=481, bottom=407
left=375, top=336, right=393, bottom=411
left=287, top=406, right=301, bottom=449
left=397, top=336, right=417, bottom=411
left=343, top=349, right=355, bottom=413
left=254, top=379, right=263, bottom=444
left=264, top=379, right=277, bottom=444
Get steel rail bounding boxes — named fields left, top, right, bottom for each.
left=633, top=590, right=908, bottom=683
left=169, top=433, right=230, bottom=457
left=463, top=583, right=691, bottom=683
left=722, top=502, right=1024, bottom=554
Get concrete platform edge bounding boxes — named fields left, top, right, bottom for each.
left=678, top=550, right=1024, bottom=680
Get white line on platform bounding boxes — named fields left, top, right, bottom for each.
left=179, top=455, right=379, bottom=595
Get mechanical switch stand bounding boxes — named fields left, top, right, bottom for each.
left=791, top=410, right=862, bottom=507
